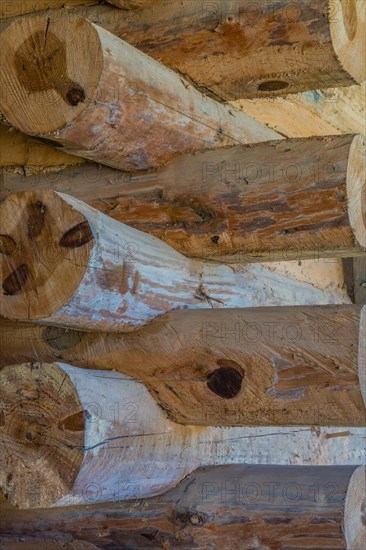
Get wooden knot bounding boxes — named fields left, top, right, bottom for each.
left=66, top=87, right=86, bottom=106
left=207, top=360, right=243, bottom=399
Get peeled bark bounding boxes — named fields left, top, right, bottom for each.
left=0, top=464, right=364, bottom=549
left=0, top=305, right=365, bottom=426
left=0, top=361, right=364, bottom=509
left=1, top=134, right=365, bottom=263
left=0, top=190, right=352, bottom=332
left=2, top=1, right=364, bottom=101
left=0, top=14, right=279, bottom=172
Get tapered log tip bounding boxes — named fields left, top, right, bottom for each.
left=345, top=466, right=366, bottom=549
left=0, top=190, right=94, bottom=321
left=0, top=363, right=84, bottom=508
left=329, top=0, right=366, bottom=83
left=347, top=134, right=366, bottom=250
left=0, top=14, right=103, bottom=134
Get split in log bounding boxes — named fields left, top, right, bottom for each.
left=0, top=14, right=280, bottom=172
left=0, top=465, right=364, bottom=549
left=0, top=361, right=365, bottom=509
left=0, top=305, right=365, bottom=426
left=1, top=134, right=365, bottom=263
left=0, top=190, right=353, bottom=332
left=1, top=1, right=364, bottom=101
left=106, top=0, right=154, bottom=8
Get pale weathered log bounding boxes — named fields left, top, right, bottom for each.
left=1, top=135, right=365, bottom=263
left=0, top=14, right=280, bottom=172
left=0, top=361, right=364, bottom=509
left=0, top=463, right=364, bottom=549
left=0, top=190, right=352, bottom=332
left=1, top=1, right=364, bottom=101
left=0, top=305, right=365, bottom=426
left=235, top=80, right=366, bottom=138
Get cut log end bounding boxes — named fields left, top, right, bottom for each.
left=347, top=134, right=366, bottom=250
left=0, top=190, right=94, bottom=321
left=344, top=466, right=366, bottom=550
left=329, top=0, right=366, bottom=84
left=0, top=15, right=103, bottom=134
left=0, top=363, right=85, bottom=509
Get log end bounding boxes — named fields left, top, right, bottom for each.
left=0, top=190, right=94, bottom=321
left=358, top=305, right=366, bottom=408
left=344, top=466, right=366, bottom=550
left=329, top=0, right=366, bottom=83
left=0, top=14, right=102, bottom=135
left=347, top=134, right=366, bottom=250
left=0, top=362, right=85, bottom=508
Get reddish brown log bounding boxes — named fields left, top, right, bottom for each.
left=0, top=13, right=279, bottom=171
left=1, top=305, right=365, bottom=427
left=0, top=463, right=364, bottom=549
left=1, top=0, right=364, bottom=101
left=1, top=134, right=365, bottom=263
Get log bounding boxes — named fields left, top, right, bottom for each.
left=235, top=80, right=366, bottom=138
left=0, top=14, right=279, bottom=172
left=1, top=134, right=365, bottom=263
left=1, top=1, right=364, bottom=101
left=0, top=0, right=96, bottom=20
left=0, top=464, right=364, bottom=549
left=0, top=305, right=365, bottom=426
left=0, top=361, right=364, bottom=509
left=0, top=123, right=85, bottom=175
left=0, top=190, right=352, bottom=332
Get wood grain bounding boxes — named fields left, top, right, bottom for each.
left=1, top=304, right=364, bottom=426
left=0, top=13, right=279, bottom=171
left=0, top=464, right=364, bottom=548
left=2, top=1, right=364, bottom=101
left=1, top=361, right=364, bottom=509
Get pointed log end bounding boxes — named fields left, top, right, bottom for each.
left=0, top=14, right=102, bottom=135
left=345, top=465, right=366, bottom=550
left=330, top=0, right=366, bottom=84
left=358, top=305, right=366, bottom=408
left=0, top=190, right=94, bottom=322
left=347, top=134, right=366, bottom=250
left=0, top=362, right=84, bottom=509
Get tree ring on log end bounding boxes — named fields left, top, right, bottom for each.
left=0, top=363, right=84, bottom=508
left=329, top=0, right=365, bottom=84
left=0, top=190, right=94, bottom=321
left=346, top=135, right=366, bottom=250
left=0, top=15, right=103, bottom=135
left=344, top=466, right=366, bottom=549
